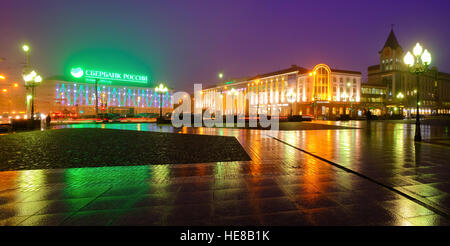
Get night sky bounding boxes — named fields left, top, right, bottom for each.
left=1, top=0, right=450, bottom=92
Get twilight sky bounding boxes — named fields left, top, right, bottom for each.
left=1, top=0, right=450, bottom=92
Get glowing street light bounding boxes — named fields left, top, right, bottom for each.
left=403, top=42, right=432, bottom=141
left=22, top=69, right=43, bottom=120
left=0, top=75, right=5, bottom=80
left=218, top=73, right=224, bottom=79
left=286, top=89, right=296, bottom=118
left=22, top=44, right=30, bottom=52
left=155, top=83, right=168, bottom=120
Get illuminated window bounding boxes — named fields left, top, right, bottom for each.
left=312, top=64, right=331, bottom=101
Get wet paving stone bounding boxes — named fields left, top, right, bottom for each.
left=407, top=214, right=450, bottom=226
left=0, top=128, right=251, bottom=171
left=18, top=213, right=72, bottom=226
left=34, top=198, right=93, bottom=215
left=0, top=216, right=29, bottom=226
left=293, top=194, right=341, bottom=210
left=378, top=200, right=435, bottom=218
left=220, top=214, right=262, bottom=226
left=260, top=211, right=314, bottom=226
left=80, top=195, right=143, bottom=211
left=111, top=206, right=167, bottom=226
left=302, top=207, right=358, bottom=226
left=1, top=121, right=450, bottom=225
left=61, top=209, right=125, bottom=226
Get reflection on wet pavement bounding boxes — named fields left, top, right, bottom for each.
left=1, top=121, right=450, bottom=225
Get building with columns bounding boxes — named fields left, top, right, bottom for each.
left=199, top=64, right=362, bottom=119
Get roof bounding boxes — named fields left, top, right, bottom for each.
left=207, top=65, right=362, bottom=89
left=213, top=65, right=308, bottom=88
left=382, top=29, right=402, bottom=50
left=250, top=65, right=308, bottom=80
left=361, top=82, right=387, bottom=88
left=331, top=69, right=362, bottom=75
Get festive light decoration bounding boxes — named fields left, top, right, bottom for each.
left=56, top=83, right=172, bottom=108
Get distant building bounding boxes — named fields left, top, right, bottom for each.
left=199, top=64, right=362, bottom=118
left=360, top=83, right=386, bottom=116
left=362, top=28, right=450, bottom=116
left=33, top=68, right=173, bottom=118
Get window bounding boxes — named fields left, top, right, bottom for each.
left=340, top=77, right=343, bottom=83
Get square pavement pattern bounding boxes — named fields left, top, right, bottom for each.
left=1, top=121, right=450, bottom=226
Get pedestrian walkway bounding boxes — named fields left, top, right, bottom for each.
left=0, top=121, right=449, bottom=225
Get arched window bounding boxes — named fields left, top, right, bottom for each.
left=312, top=64, right=331, bottom=101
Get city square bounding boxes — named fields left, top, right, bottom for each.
left=1, top=121, right=450, bottom=226
left=1, top=0, right=450, bottom=238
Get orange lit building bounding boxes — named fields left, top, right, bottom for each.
left=199, top=64, right=362, bottom=119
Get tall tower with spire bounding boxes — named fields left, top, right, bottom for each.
left=379, top=27, right=403, bottom=72
left=365, top=26, right=450, bottom=117
left=367, top=27, right=405, bottom=103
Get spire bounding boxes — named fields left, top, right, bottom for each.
left=383, top=26, right=401, bottom=50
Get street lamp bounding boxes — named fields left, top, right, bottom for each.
left=286, top=89, right=296, bottom=118
left=346, top=82, right=353, bottom=117
left=155, top=83, right=168, bottom=121
left=22, top=44, right=30, bottom=52
left=403, top=42, right=432, bottom=141
left=23, top=70, right=42, bottom=119
left=397, top=92, right=405, bottom=116
left=218, top=73, right=224, bottom=79
left=227, top=88, right=239, bottom=115
left=22, top=44, right=30, bottom=69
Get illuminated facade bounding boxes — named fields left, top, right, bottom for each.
left=199, top=64, right=362, bottom=118
left=33, top=77, right=173, bottom=116
left=364, top=28, right=450, bottom=116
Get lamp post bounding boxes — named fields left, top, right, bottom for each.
left=346, top=82, right=353, bottom=117
left=95, top=79, right=99, bottom=119
left=155, top=83, right=168, bottom=121
left=23, top=70, right=42, bottom=120
left=286, top=89, right=296, bottom=118
left=403, top=43, right=432, bottom=141
left=397, top=92, right=405, bottom=116
left=21, top=44, right=43, bottom=120
left=227, top=88, right=239, bottom=115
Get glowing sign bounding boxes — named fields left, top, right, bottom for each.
left=71, top=67, right=84, bottom=78
left=70, top=67, right=148, bottom=84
